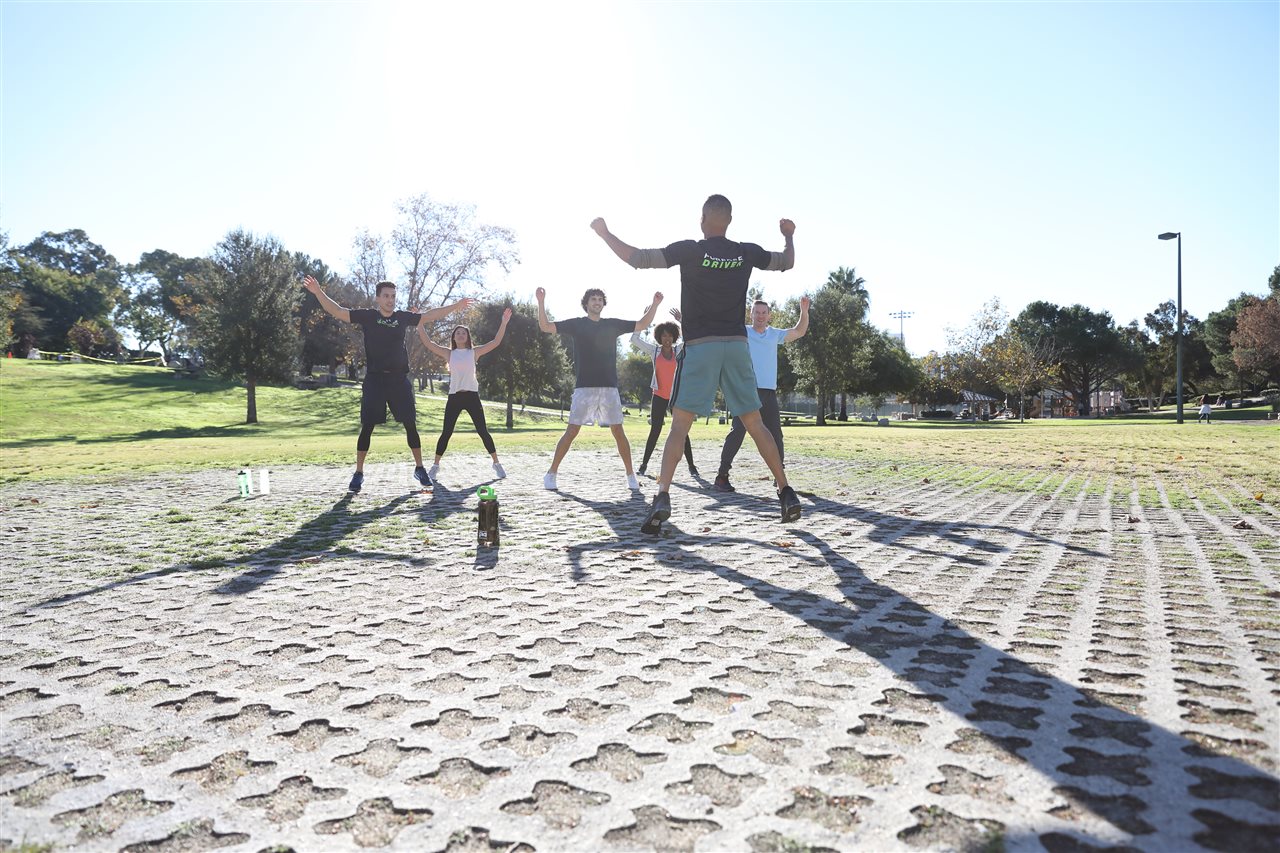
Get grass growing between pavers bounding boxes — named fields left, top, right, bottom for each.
left=2, top=360, right=1276, bottom=510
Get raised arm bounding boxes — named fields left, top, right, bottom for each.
left=415, top=324, right=452, bottom=360
left=633, top=292, right=663, bottom=332
left=774, top=219, right=796, bottom=271
left=784, top=295, right=811, bottom=343
left=630, top=331, right=657, bottom=358
left=590, top=217, right=641, bottom=265
left=302, top=275, right=350, bottom=323
left=419, top=296, right=476, bottom=325
left=475, top=308, right=512, bottom=358
left=535, top=287, right=556, bottom=334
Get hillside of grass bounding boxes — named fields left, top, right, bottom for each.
left=2, top=360, right=1276, bottom=506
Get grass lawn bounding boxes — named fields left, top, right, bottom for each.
left=2, top=360, right=1277, bottom=511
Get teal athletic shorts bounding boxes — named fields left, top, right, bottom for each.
left=670, top=340, right=762, bottom=418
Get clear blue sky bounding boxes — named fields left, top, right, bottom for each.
left=3, top=1, right=1276, bottom=354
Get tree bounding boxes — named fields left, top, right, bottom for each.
left=388, top=192, right=520, bottom=389
left=945, top=298, right=1007, bottom=399
left=115, top=269, right=182, bottom=360
left=789, top=269, right=870, bottom=425
left=473, top=298, right=570, bottom=430
left=20, top=229, right=116, bottom=277
left=990, top=331, right=1057, bottom=421
left=10, top=258, right=122, bottom=353
left=850, top=329, right=920, bottom=407
left=348, top=228, right=388, bottom=302
left=1231, top=295, right=1280, bottom=385
left=1012, top=302, right=1138, bottom=416
left=905, top=351, right=963, bottom=410
left=0, top=231, right=23, bottom=353
left=191, top=230, right=301, bottom=424
left=66, top=317, right=121, bottom=357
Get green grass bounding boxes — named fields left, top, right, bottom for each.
left=2, top=360, right=1277, bottom=506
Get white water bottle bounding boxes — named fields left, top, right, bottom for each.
left=259, top=469, right=271, bottom=494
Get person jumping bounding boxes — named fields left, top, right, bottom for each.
left=630, top=319, right=697, bottom=479
left=589, top=194, right=801, bottom=533
left=302, top=275, right=472, bottom=493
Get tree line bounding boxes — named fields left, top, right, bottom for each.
left=2, top=198, right=1276, bottom=424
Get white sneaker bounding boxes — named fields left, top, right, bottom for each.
left=627, top=473, right=641, bottom=490
left=543, top=472, right=557, bottom=490
left=493, top=461, right=506, bottom=479
left=427, top=464, right=440, bottom=481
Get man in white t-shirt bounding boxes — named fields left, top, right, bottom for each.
left=712, top=297, right=809, bottom=492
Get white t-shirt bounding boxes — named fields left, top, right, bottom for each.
left=448, top=349, right=479, bottom=393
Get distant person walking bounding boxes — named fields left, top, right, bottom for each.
left=417, top=308, right=512, bottom=482
left=1198, top=397, right=1213, bottom=424
left=691, top=295, right=810, bottom=492
left=630, top=320, right=697, bottom=478
left=302, top=275, right=472, bottom=492
left=536, top=286, right=662, bottom=491
left=589, top=194, right=801, bottom=533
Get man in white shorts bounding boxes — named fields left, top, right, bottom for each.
left=536, top=286, right=662, bottom=490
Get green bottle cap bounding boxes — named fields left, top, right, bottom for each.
left=477, top=486, right=496, bottom=500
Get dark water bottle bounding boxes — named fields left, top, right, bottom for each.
left=477, top=485, right=499, bottom=547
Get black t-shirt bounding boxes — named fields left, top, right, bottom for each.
left=660, top=237, right=772, bottom=341
left=557, top=316, right=634, bottom=388
left=350, top=309, right=422, bottom=374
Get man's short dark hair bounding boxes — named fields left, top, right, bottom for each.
left=752, top=300, right=770, bottom=310
left=581, top=288, right=607, bottom=311
left=375, top=281, right=396, bottom=296
left=703, top=194, right=732, bottom=219
left=654, top=321, right=681, bottom=343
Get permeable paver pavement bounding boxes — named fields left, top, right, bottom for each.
left=1, top=451, right=1277, bottom=851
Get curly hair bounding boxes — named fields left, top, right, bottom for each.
left=581, top=288, right=607, bottom=312
left=654, top=321, right=681, bottom=344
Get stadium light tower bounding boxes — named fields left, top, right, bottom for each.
left=1158, top=232, right=1183, bottom=424
left=889, top=310, right=913, bottom=348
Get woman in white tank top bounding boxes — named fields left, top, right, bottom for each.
left=417, top=308, right=512, bottom=482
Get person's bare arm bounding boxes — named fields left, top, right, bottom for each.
left=302, top=275, right=350, bottom=323
left=419, top=297, right=476, bottom=324
left=474, top=308, right=512, bottom=358
left=634, top=292, right=663, bottom=332
left=415, top=325, right=452, bottom=360
left=766, top=219, right=796, bottom=272
left=535, top=287, right=556, bottom=333
left=784, top=295, right=811, bottom=343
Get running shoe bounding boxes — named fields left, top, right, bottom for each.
left=427, top=464, right=440, bottom=481
left=713, top=475, right=735, bottom=493
left=414, top=466, right=432, bottom=489
left=779, top=485, right=802, bottom=523
left=543, top=472, right=558, bottom=490
left=627, top=473, right=641, bottom=490
left=641, top=491, right=671, bottom=534
left=348, top=471, right=364, bottom=493
left=493, top=461, right=506, bottom=479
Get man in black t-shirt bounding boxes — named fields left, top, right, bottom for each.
left=303, top=276, right=473, bottom=492
left=590, top=194, right=802, bottom=533
left=536, top=286, right=662, bottom=491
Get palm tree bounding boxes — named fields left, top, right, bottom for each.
left=826, top=267, right=868, bottom=419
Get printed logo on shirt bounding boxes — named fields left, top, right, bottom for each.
left=701, top=252, right=745, bottom=270
left=376, top=316, right=401, bottom=328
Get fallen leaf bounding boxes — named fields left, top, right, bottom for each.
left=771, top=540, right=795, bottom=548
left=297, top=556, right=322, bottom=564
left=701, top=527, right=711, bottom=533
left=1176, top=455, right=1184, bottom=461
left=922, top=478, right=931, bottom=484
left=78, top=503, right=100, bottom=509
left=1126, top=515, right=1141, bottom=524
left=1255, top=493, right=1264, bottom=501
left=1233, top=519, right=1253, bottom=530
left=839, top=530, right=853, bottom=536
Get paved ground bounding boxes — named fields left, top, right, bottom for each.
left=1, top=449, right=1277, bottom=852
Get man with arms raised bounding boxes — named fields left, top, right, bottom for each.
left=303, top=275, right=473, bottom=492
left=590, top=194, right=801, bottom=533
left=536, top=286, right=662, bottom=491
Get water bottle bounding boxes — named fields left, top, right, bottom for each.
left=259, top=469, right=271, bottom=495
left=477, top=486, right=499, bottom=547
left=237, top=469, right=251, bottom=497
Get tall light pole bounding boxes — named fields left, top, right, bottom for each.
left=889, top=310, right=913, bottom=348
left=1158, top=232, right=1183, bottom=423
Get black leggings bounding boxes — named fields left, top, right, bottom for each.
left=357, top=421, right=420, bottom=452
left=641, top=394, right=695, bottom=470
left=436, top=391, right=497, bottom=457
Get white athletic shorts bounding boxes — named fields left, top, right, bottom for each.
left=569, top=387, right=624, bottom=426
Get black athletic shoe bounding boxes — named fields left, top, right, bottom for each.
left=779, top=485, right=802, bottom=523
left=688, top=465, right=700, bottom=477
left=641, top=491, right=671, bottom=535
left=413, top=466, right=431, bottom=489
left=713, top=475, right=735, bottom=493
left=348, top=471, right=364, bottom=493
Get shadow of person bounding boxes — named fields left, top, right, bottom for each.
left=641, top=522, right=1277, bottom=848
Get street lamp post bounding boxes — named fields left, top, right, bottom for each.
left=889, top=310, right=913, bottom=348
left=1158, top=232, right=1183, bottom=424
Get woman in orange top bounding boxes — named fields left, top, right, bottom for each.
left=630, top=321, right=697, bottom=478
